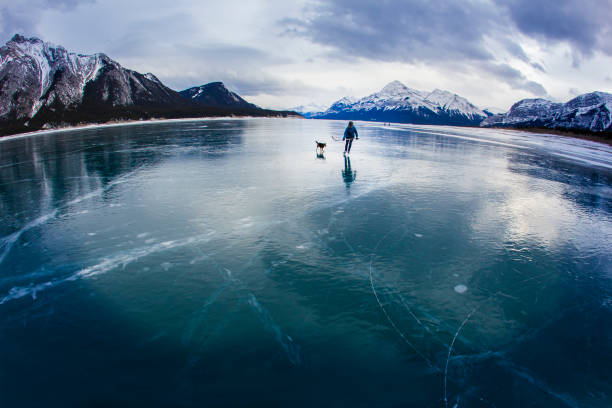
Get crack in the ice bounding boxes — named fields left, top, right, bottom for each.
left=369, top=257, right=435, bottom=368
left=443, top=305, right=478, bottom=408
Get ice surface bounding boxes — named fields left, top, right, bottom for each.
left=0, top=118, right=610, bottom=407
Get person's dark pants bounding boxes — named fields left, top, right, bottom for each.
left=344, top=138, right=353, bottom=153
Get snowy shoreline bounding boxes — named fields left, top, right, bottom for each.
left=492, top=126, right=612, bottom=147
left=0, top=116, right=301, bottom=143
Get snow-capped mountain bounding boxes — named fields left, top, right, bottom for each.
left=314, top=81, right=488, bottom=126
left=0, top=35, right=299, bottom=136
left=0, top=34, right=186, bottom=124
left=179, top=82, right=258, bottom=109
left=289, top=103, right=328, bottom=118
left=481, top=92, right=612, bottom=133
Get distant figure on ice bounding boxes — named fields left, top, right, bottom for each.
left=343, top=121, right=359, bottom=155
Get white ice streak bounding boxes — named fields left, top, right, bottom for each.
left=0, top=232, right=215, bottom=305
left=497, top=360, right=579, bottom=408
left=0, top=210, right=58, bottom=264
left=0, top=176, right=129, bottom=266
left=182, top=281, right=231, bottom=346
left=247, top=293, right=301, bottom=366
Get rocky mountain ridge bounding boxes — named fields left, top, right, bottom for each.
left=481, top=92, right=612, bottom=133
left=0, top=35, right=298, bottom=136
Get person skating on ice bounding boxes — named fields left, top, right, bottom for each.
left=343, top=121, right=358, bottom=155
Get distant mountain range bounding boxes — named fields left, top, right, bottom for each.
left=481, top=92, right=612, bottom=133
left=312, top=81, right=490, bottom=126
left=308, top=81, right=611, bottom=135
left=3, top=35, right=611, bottom=138
left=0, top=35, right=299, bottom=136
left=289, top=103, right=329, bottom=118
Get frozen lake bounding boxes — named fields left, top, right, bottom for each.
left=1, top=118, right=611, bottom=407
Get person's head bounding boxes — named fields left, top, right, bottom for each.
left=348, top=121, right=353, bottom=127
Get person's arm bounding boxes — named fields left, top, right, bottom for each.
left=343, top=128, right=348, bottom=140
left=355, top=128, right=359, bottom=139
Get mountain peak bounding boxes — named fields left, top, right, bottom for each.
left=424, top=89, right=482, bottom=115
left=179, top=82, right=258, bottom=109
left=337, top=96, right=358, bottom=104
left=315, top=82, right=486, bottom=125
left=380, top=80, right=411, bottom=95
left=8, top=34, right=43, bottom=43
left=428, top=89, right=455, bottom=98
left=566, top=91, right=612, bottom=108
left=10, top=34, right=28, bottom=43
left=8, top=34, right=46, bottom=47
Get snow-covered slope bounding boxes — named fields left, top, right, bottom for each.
left=0, top=34, right=185, bottom=125
left=481, top=92, right=612, bottom=132
left=424, top=89, right=485, bottom=120
left=0, top=35, right=102, bottom=120
left=313, top=81, right=488, bottom=126
left=179, top=82, right=258, bottom=109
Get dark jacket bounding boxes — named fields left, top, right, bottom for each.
left=343, top=126, right=358, bottom=140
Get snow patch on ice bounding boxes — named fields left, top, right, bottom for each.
left=454, top=284, right=468, bottom=294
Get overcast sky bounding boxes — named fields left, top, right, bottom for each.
left=2, top=0, right=611, bottom=110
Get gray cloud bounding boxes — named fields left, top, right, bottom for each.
left=163, top=68, right=319, bottom=99
left=1, top=0, right=96, bottom=43
left=3, top=0, right=608, bottom=108
left=284, top=0, right=498, bottom=63
left=483, top=62, right=548, bottom=96
left=227, top=76, right=318, bottom=98
left=0, top=8, right=37, bottom=41
left=499, top=38, right=546, bottom=72
left=498, top=0, right=612, bottom=59
left=284, top=0, right=550, bottom=95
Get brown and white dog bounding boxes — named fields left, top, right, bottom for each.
left=316, top=140, right=326, bottom=153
